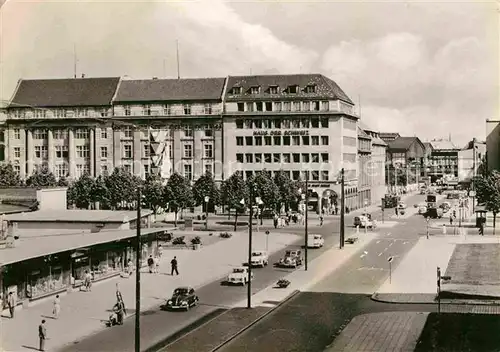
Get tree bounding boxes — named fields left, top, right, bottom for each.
left=105, top=167, right=141, bottom=209
left=221, top=171, right=248, bottom=231
left=91, top=175, right=110, bottom=209
left=164, top=173, right=193, bottom=226
left=143, top=174, right=164, bottom=216
left=474, top=170, right=500, bottom=233
left=248, top=171, right=280, bottom=212
left=192, top=172, right=220, bottom=211
left=273, top=170, right=298, bottom=212
left=57, top=176, right=69, bottom=187
left=0, top=163, right=20, bottom=187
left=67, top=174, right=95, bottom=209
left=26, top=167, right=57, bottom=188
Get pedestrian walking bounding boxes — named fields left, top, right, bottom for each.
left=7, top=291, right=15, bottom=318
left=52, top=295, right=61, bottom=319
left=395, top=207, right=399, bottom=217
left=157, top=244, right=163, bottom=258
left=449, top=215, right=453, bottom=226
left=127, top=259, right=134, bottom=277
left=319, top=213, right=324, bottom=226
left=113, top=301, right=125, bottom=325
left=155, top=256, right=160, bottom=273
left=171, top=256, right=179, bottom=276
left=84, top=270, right=92, bottom=292
left=38, top=319, right=47, bottom=351
left=479, top=221, right=484, bottom=236
left=273, top=213, right=278, bottom=229
left=148, top=255, right=155, bottom=273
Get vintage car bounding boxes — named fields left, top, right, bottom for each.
left=227, top=267, right=253, bottom=285
left=353, top=214, right=374, bottom=228
left=418, top=202, right=427, bottom=214
left=307, top=234, right=324, bottom=248
left=162, top=287, right=199, bottom=311
left=278, top=250, right=303, bottom=268
left=248, top=251, right=269, bottom=268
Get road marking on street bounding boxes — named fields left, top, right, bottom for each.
left=383, top=247, right=388, bottom=251
left=376, top=240, right=381, bottom=244
left=386, top=232, right=392, bottom=236
left=378, top=252, right=383, bottom=256
left=389, top=242, right=393, bottom=247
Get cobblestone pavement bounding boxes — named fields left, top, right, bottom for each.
left=324, top=312, right=429, bottom=352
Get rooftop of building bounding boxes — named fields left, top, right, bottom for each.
left=429, top=139, right=459, bottom=151
left=114, top=77, right=227, bottom=103
left=379, top=132, right=401, bottom=140
left=357, top=126, right=371, bottom=139
left=5, top=209, right=153, bottom=223
left=462, top=138, right=486, bottom=150
left=225, top=74, right=354, bottom=104
left=387, top=136, right=422, bottom=151
left=8, top=77, right=121, bottom=108
left=0, top=227, right=169, bottom=266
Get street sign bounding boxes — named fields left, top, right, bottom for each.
left=387, top=256, right=394, bottom=263
left=265, top=230, right=270, bottom=235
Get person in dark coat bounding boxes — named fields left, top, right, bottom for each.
left=171, top=256, right=179, bottom=276
left=7, top=292, right=16, bottom=318
left=39, top=319, right=47, bottom=351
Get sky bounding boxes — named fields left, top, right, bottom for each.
left=0, top=0, right=498, bottom=146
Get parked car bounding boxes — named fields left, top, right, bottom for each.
left=248, top=250, right=269, bottom=268
left=307, top=234, right=324, bottom=248
left=426, top=207, right=443, bottom=219
left=418, top=203, right=427, bottom=214
left=227, top=267, right=253, bottom=285
left=162, top=287, right=199, bottom=311
left=278, top=250, right=303, bottom=268
left=354, top=215, right=374, bottom=228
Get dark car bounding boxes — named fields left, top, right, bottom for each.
left=161, top=287, right=199, bottom=311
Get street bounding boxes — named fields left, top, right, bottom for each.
left=56, top=205, right=365, bottom=352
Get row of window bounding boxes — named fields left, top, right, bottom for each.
left=235, top=117, right=329, bottom=129
left=236, top=135, right=329, bottom=147
left=182, top=144, right=214, bottom=159
left=239, top=169, right=331, bottom=182
left=231, top=84, right=317, bottom=95
left=235, top=100, right=329, bottom=113
left=236, top=153, right=329, bottom=164
left=14, top=146, right=87, bottom=159
left=124, top=104, right=215, bottom=117
left=11, top=129, right=91, bottom=140
left=10, top=109, right=110, bottom=119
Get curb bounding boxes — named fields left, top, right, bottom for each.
left=209, top=290, right=301, bottom=352
left=370, top=293, right=500, bottom=306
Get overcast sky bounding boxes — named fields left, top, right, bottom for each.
left=0, top=0, right=498, bottom=145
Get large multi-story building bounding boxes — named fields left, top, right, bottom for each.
left=359, top=123, right=387, bottom=205
left=222, top=74, right=359, bottom=211
left=385, top=136, right=426, bottom=191
left=458, top=138, right=486, bottom=183
left=2, top=73, right=377, bottom=211
left=427, top=139, right=460, bottom=183
left=486, top=118, right=500, bottom=172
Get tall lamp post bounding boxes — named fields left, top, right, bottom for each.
left=245, top=195, right=253, bottom=309
left=204, top=196, right=209, bottom=230
left=298, top=180, right=309, bottom=271
left=364, top=199, right=368, bottom=234
left=340, top=168, right=345, bottom=249
left=255, top=197, right=263, bottom=232
left=135, top=186, right=142, bottom=352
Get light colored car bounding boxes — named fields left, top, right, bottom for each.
left=227, top=267, right=253, bottom=285
left=307, top=234, right=324, bottom=248
left=278, top=250, right=303, bottom=268
left=249, top=250, right=269, bottom=268
left=418, top=203, right=427, bottom=214
left=354, top=215, right=373, bottom=228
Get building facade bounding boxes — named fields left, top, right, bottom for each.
left=357, top=127, right=372, bottom=208
left=222, top=74, right=360, bottom=211
left=385, top=137, right=426, bottom=192
left=458, top=139, right=486, bottom=183
left=486, top=119, right=500, bottom=171
left=427, top=139, right=460, bottom=184
left=360, top=125, right=387, bottom=205
left=3, top=73, right=374, bottom=211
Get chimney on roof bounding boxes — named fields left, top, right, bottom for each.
left=81, top=73, right=85, bottom=78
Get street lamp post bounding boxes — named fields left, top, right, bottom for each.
left=246, top=196, right=253, bottom=309
left=364, top=199, right=368, bottom=234
left=135, top=186, right=142, bottom=352
left=340, top=168, right=345, bottom=249
left=204, top=196, right=209, bottom=230
left=255, top=197, right=263, bottom=232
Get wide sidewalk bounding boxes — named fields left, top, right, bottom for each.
left=0, top=231, right=300, bottom=352
left=373, top=234, right=500, bottom=304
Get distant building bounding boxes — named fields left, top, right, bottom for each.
left=486, top=119, right=500, bottom=171
left=386, top=136, right=426, bottom=192
left=379, top=132, right=401, bottom=144
left=427, top=139, right=460, bottom=183
left=458, top=138, right=486, bottom=184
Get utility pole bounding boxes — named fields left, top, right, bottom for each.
left=305, top=173, right=309, bottom=271
left=135, top=187, right=142, bottom=352
left=247, top=191, right=254, bottom=309
left=340, top=168, right=345, bottom=249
